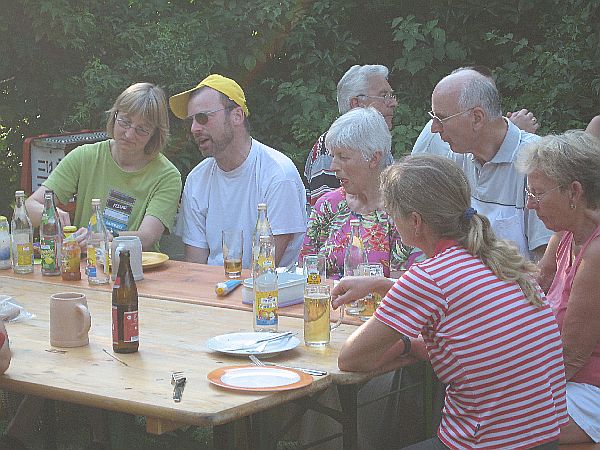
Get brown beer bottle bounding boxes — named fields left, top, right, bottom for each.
left=112, top=249, right=139, bottom=353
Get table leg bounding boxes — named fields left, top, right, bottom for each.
left=337, top=384, right=358, bottom=450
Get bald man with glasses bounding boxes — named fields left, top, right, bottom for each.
left=413, top=67, right=551, bottom=261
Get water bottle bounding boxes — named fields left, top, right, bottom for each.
left=11, top=190, right=34, bottom=274
left=343, top=219, right=368, bottom=315
left=86, top=198, right=110, bottom=285
left=253, top=235, right=278, bottom=332
left=0, top=217, right=11, bottom=270
left=40, top=190, right=62, bottom=276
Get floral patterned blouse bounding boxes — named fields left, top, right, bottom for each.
left=300, top=188, right=423, bottom=279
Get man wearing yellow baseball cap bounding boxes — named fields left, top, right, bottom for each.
left=170, top=74, right=307, bottom=270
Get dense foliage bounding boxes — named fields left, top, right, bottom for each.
left=1, top=0, right=599, bottom=215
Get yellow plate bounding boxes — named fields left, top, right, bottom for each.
left=142, top=252, right=169, bottom=269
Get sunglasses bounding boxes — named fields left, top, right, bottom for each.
left=186, top=106, right=231, bottom=125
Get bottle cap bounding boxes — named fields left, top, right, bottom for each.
left=350, top=219, right=360, bottom=226
left=0, top=216, right=7, bottom=222
left=15, top=190, right=25, bottom=196
left=63, top=225, right=77, bottom=233
left=91, top=198, right=101, bottom=206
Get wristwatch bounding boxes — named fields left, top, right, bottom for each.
left=399, top=334, right=411, bottom=356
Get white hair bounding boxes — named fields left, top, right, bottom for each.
left=336, top=65, right=389, bottom=114
left=325, top=107, right=393, bottom=169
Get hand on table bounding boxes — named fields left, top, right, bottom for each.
left=507, top=109, right=540, bottom=133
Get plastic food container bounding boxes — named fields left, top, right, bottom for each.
left=242, top=273, right=305, bottom=307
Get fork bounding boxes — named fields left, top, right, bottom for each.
left=249, top=355, right=328, bottom=377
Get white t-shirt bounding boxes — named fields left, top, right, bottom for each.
left=412, top=120, right=551, bottom=259
left=176, top=139, right=307, bottom=269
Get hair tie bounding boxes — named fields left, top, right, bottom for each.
left=464, top=207, right=477, bottom=220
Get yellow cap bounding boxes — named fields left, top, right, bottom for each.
left=169, top=74, right=250, bottom=119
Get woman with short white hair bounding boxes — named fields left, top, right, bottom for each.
left=300, top=106, right=421, bottom=279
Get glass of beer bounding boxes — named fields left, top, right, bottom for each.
left=304, top=284, right=343, bottom=347
left=358, top=263, right=384, bottom=322
left=303, top=254, right=326, bottom=285
left=222, top=230, right=243, bottom=278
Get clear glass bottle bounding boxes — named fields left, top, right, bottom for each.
left=11, top=190, right=34, bottom=274
left=253, top=235, right=278, bottom=332
left=40, top=190, right=62, bottom=276
left=252, top=203, right=273, bottom=261
left=86, top=198, right=110, bottom=285
left=0, top=216, right=11, bottom=270
left=61, top=225, right=81, bottom=281
left=343, top=218, right=368, bottom=315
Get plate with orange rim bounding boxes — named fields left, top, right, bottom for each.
left=207, top=365, right=313, bottom=392
left=141, top=252, right=169, bottom=269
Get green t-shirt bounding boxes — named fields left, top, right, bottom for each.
left=44, top=140, right=182, bottom=251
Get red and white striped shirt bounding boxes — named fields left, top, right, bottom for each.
left=374, top=241, right=567, bottom=449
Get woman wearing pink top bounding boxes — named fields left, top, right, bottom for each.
left=333, top=155, right=567, bottom=449
left=518, top=130, right=600, bottom=445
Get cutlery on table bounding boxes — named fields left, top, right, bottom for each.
left=171, top=371, right=186, bottom=402
left=249, top=355, right=328, bottom=377
left=224, top=331, right=297, bottom=351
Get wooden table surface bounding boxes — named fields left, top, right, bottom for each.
left=0, top=275, right=371, bottom=435
left=3, top=259, right=359, bottom=325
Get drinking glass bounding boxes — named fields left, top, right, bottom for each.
left=303, top=284, right=343, bottom=347
left=358, top=263, right=384, bottom=322
left=222, top=230, right=243, bottom=278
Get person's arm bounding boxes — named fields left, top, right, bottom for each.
left=25, top=185, right=71, bottom=228
left=530, top=244, right=547, bottom=263
left=184, top=245, right=209, bottom=264
left=507, top=109, right=540, bottom=134
left=274, top=234, right=293, bottom=267
left=560, top=239, right=600, bottom=380
left=536, top=233, right=561, bottom=293
left=338, top=317, right=425, bottom=372
left=332, top=276, right=394, bottom=308
left=118, top=215, right=165, bottom=251
left=0, top=321, right=11, bottom=374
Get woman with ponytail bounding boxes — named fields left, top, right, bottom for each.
left=333, top=155, right=567, bottom=450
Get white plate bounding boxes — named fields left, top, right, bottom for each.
left=207, top=365, right=313, bottom=392
left=206, top=332, right=300, bottom=358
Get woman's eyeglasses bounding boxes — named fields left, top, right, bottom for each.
left=114, top=113, right=151, bottom=137
left=525, top=185, right=562, bottom=205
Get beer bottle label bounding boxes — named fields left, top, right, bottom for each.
left=254, top=290, right=278, bottom=326
left=17, top=244, right=33, bottom=266
left=112, top=306, right=139, bottom=344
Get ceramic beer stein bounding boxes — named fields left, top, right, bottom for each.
left=50, top=292, right=91, bottom=348
left=111, top=236, right=143, bottom=281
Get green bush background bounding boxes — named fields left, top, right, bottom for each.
left=1, top=0, right=599, bottom=217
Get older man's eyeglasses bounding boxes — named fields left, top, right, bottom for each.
left=428, top=106, right=476, bottom=127
left=114, top=113, right=152, bottom=137
left=187, top=106, right=230, bottom=125
left=357, top=93, right=397, bottom=103
left=525, top=185, right=562, bottom=205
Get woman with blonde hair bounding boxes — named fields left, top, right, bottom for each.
left=333, top=155, right=567, bottom=449
left=517, top=130, right=600, bottom=445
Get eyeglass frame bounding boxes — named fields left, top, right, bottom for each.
left=357, top=93, right=397, bottom=103
left=525, top=185, right=562, bottom=205
left=186, top=105, right=235, bottom=126
left=428, top=106, right=476, bottom=127
left=114, top=112, right=152, bottom=137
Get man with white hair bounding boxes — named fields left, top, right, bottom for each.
left=425, top=68, right=551, bottom=260
left=305, top=64, right=397, bottom=205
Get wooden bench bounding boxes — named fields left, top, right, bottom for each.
left=559, top=443, right=600, bottom=449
